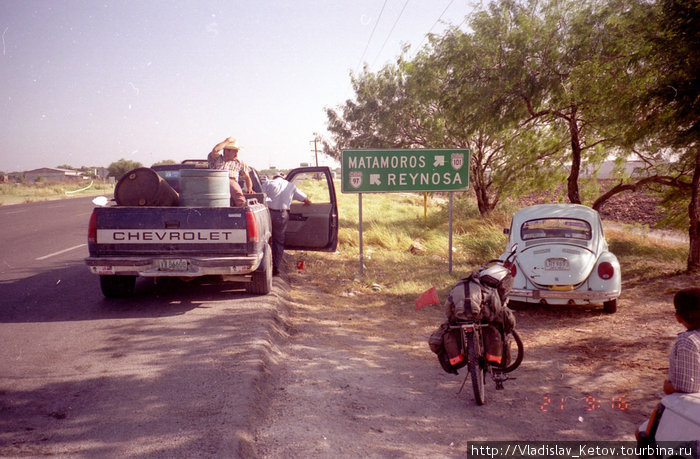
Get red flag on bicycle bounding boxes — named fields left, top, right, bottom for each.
left=415, top=287, right=439, bottom=310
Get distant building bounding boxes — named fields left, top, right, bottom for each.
left=582, top=160, right=648, bottom=179
left=93, top=167, right=109, bottom=180
left=23, top=167, right=81, bottom=183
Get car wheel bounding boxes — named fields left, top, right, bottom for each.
left=246, top=243, right=272, bottom=295
left=603, top=299, right=617, bottom=313
left=100, top=275, right=136, bottom=298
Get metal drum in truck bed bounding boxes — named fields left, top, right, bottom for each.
left=114, top=167, right=180, bottom=206
left=179, top=169, right=231, bottom=207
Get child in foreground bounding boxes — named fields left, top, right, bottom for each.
left=664, top=287, right=700, bottom=395
left=636, top=287, right=700, bottom=441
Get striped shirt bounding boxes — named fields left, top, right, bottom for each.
left=668, top=329, right=700, bottom=393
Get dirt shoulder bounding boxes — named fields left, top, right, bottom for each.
left=252, top=250, right=698, bottom=456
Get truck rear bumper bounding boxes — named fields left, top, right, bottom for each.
left=85, top=254, right=262, bottom=277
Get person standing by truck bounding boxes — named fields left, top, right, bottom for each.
left=208, top=137, right=253, bottom=206
left=262, top=173, right=311, bottom=276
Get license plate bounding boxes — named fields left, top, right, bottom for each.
left=158, top=259, right=188, bottom=272
left=545, top=258, right=569, bottom=271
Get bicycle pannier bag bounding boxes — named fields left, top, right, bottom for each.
left=428, top=322, right=450, bottom=354
left=482, top=324, right=503, bottom=365
left=428, top=322, right=464, bottom=374
left=443, top=328, right=466, bottom=370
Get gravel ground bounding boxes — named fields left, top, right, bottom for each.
left=251, top=258, right=698, bottom=457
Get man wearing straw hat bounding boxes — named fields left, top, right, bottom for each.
left=208, top=137, right=252, bottom=206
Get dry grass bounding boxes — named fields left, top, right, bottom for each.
left=0, top=181, right=114, bottom=205
left=290, top=189, right=690, bottom=310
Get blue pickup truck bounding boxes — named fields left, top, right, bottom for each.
left=85, top=162, right=338, bottom=298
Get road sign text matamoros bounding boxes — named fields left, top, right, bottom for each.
left=341, top=149, right=470, bottom=193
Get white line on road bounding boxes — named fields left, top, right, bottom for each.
left=35, top=244, right=87, bottom=261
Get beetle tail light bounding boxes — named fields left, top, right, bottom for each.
left=505, top=261, right=517, bottom=278
left=597, top=261, right=614, bottom=280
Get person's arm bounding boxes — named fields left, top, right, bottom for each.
left=663, top=378, right=678, bottom=395
left=241, top=168, right=253, bottom=192
left=293, top=187, right=311, bottom=206
left=208, top=137, right=234, bottom=162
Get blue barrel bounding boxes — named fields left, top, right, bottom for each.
left=179, top=169, right=230, bottom=207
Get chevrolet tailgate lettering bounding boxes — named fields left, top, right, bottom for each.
left=97, top=229, right=246, bottom=244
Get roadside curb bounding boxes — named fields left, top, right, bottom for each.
left=234, top=274, right=291, bottom=457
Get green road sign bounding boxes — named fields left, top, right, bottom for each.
left=341, top=149, right=470, bottom=193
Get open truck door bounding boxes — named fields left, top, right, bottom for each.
left=284, top=166, right=338, bottom=252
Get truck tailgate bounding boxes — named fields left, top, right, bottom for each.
left=88, top=206, right=254, bottom=257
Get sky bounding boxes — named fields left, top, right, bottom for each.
left=0, top=0, right=475, bottom=173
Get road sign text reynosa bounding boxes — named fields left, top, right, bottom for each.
left=342, top=149, right=470, bottom=193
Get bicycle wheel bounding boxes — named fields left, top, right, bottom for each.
left=467, top=330, right=486, bottom=405
left=501, top=329, right=524, bottom=373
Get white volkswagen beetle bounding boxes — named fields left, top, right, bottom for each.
left=500, top=204, right=621, bottom=313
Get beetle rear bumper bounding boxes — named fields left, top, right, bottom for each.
left=509, top=287, right=619, bottom=303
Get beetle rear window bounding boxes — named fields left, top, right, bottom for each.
left=521, top=218, right=591, bottom=241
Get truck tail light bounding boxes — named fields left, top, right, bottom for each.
left=597, top=261, right=614, bottom=280
left=246, top=211, right=259, bottom=242
left=88, top=211, right=98, bottom=243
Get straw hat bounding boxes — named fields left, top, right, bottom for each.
left=222, top=137, right=242, bottom=151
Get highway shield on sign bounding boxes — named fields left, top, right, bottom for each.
left=350, top=171, right=362, bottom=189
left=451, top=153, right=465, bottom=170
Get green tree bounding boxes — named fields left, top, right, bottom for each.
left=460, top=0, right=636, bottom=205
left=325, top=45, right=566, bottom=215
left=108, top=159, right=143, bottom=180
left=624, top=0, right=700, bottom=271
left=152, top=159, right=177, bottom=166
left=429, top=24, right=569, bottom=214
left=325, top=63, right=416, bottom=156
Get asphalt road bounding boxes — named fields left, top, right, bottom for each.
left=0, top=197, right=285, bottom=456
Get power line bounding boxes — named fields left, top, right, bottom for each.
left=372, top=0, right=411, bottom=67
left=417, top=0, right=455, bottom=51
left=356, top=0, right=389, bottom=73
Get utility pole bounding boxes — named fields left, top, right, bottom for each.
left=310, top=133, right=320, bottom=167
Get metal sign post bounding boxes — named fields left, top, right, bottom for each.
left=342, top=149, right=470, bottom=274
left=448, top=192, right=453, bottom=273
left=358, top=193, right=363, bottom=276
